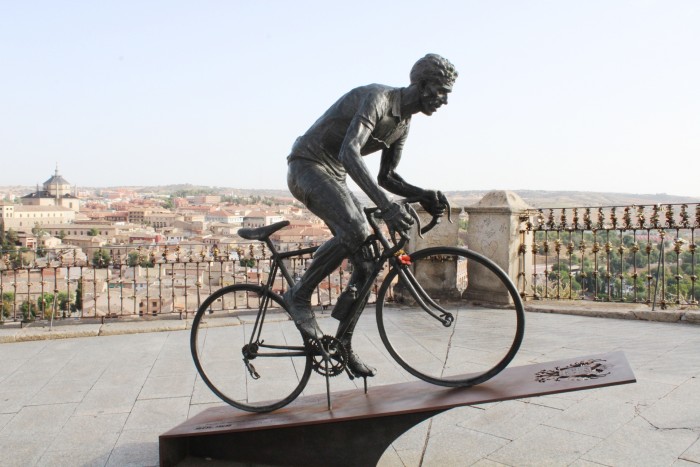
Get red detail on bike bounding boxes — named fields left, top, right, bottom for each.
left=397, top=253, right=412, bottom=266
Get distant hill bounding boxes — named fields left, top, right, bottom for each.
left=114, top=186, right=700, bottom=207
left=445, top=190, right=700, bottom=208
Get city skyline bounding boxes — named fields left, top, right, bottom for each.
left=2, top=1, right=699, bottom=197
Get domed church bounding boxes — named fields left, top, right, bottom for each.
left=21, top=166, right=80, bottom=211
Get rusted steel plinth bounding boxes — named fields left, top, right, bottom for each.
left=160, top=351, right=635, bottom=467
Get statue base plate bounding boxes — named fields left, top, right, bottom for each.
left=160, top=351, right=635, bottom=466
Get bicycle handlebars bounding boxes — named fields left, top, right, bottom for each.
left=364, top=196, right=453, bottom=249
left=402, top=195, right=452, bottom=236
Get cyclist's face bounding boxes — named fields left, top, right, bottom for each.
left=420, top=81, right=451, bottom=116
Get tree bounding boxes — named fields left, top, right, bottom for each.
left=20, top=300, right=37, bottom=321
left=31, top=223, right=46, bottom=236
left=239, top=258, right=256, bottom=268
left=56, top=291, right=73, bottom=316
left=5, top=228, right=18, bottom=247
left=72, top=281, right=83, bottom=313
left=36, top=293, right=55, bottom=319
left=1, top=292, right=13, bottom=319
left=92, top=249, right=111, bottom=268
left=548, top=263, right=571, bottom=283
left=127, top=251, right=154, bottom=268
left=87, top=228, right=99, bottom=237
left=6, top=249, right=24, bottom=268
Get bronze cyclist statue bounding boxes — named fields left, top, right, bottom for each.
left=284, top=53, right=458, bottom=379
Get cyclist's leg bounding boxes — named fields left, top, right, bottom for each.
left=331, top=244, right=374, bottom=321
left=333, top=246, right=377, bottom=377
left=284, top=237, right=350, bottom=340
left=286, top=160, right=369, bottom=341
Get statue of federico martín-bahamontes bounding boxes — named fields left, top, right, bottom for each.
left=285, top=54, right=458, bottom=378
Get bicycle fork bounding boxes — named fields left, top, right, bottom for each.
left=395, top=260, right=454, bottom=327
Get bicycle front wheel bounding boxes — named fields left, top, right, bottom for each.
left=191, top=284, right=312, bottom=413
left=376, top=247, right=524, bottom=387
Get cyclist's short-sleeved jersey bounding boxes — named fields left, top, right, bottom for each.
left=288, top=84, right=411, bottom=178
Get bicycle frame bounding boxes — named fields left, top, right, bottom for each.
left=245, top=203, right=455, bottom=363
left=363, top=208, right=455, bottom=325
left=241, top=242, right=319, bottom=372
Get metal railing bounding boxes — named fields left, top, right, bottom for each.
left=1, top=242, right=384, bottom=324
left=4, top=201, right=699, bottom=325
left=518, top=203, right=699, bottom=308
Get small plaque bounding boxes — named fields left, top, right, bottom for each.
left=535, top=359, right=610, bottom=383
left=194, top=422, right=235, bottom=431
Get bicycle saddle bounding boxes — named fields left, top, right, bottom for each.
left=238, top=220, right=290, bottom=241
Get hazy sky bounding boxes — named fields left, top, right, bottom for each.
left=2, top=1, right=699, bottom=197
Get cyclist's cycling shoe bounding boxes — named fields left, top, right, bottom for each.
left=345, top=346, right=377, bottom=378
left=283, top=290, right=323, bottom=342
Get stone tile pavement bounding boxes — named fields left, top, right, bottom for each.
left=0, top=310, right=698, bottom=466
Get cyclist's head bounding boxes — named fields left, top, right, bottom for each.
left=410, top=54, right=458, bottom=91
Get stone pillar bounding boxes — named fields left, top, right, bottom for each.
left=464, top=191, right=531, bottom=305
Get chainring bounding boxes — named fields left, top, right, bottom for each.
left=310, top=335, right=348, bottom=377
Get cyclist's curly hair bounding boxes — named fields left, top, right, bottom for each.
left=410, top=54, right=458, bottom=89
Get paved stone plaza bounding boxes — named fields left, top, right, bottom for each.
left=0, top=309, right=698, bottom=466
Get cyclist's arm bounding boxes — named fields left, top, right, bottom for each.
left=339, top=119, right=393, bottom=211
left=340, top=117, right=413, bottom=233
left=379, top=139, right=447, bottom=217
left=378, top=138, right=425, bottom=198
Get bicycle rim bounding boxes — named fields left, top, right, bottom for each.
left=191, top=284, right=312, bottom=412
left=376, top=247, right=525, bottom=387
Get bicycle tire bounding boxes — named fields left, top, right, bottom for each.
left=376, top=246, right=525, bottom=387
left=190, top=284, right=312, bottom=413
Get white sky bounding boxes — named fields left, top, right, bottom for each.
left=2, top=1, right=699, bottom=197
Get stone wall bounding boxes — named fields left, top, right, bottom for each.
left=464, top=191, right=531, bottom=305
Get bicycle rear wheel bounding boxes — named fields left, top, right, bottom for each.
left=376, top=247, right=524, bottom=387
left=191, top=284, right=312, bottom=412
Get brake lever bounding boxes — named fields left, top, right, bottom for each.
left=440, top=195, right=453, bottom=224
left=405, top=203, right=423, bottom=238
left=399, top=194, right=453, bottom=236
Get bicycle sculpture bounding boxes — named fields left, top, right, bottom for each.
left=191, top=54, right=524, bottom=412
left=191, top=200, right=525, bottom=412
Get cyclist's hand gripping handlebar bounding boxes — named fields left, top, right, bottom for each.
left=402, top=193, right=452, bottom=238
left=380, top=202, right=414, bottom=244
